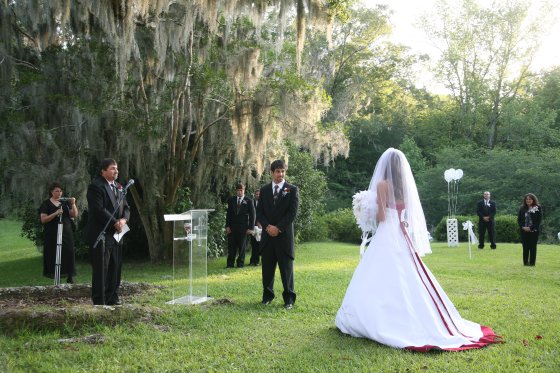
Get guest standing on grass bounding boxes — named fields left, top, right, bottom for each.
left=517, top=193, right=542, bottom=266
left=39, top=182, right=78, bottom=284
left=476, top=191, right=497, bottom=249
left=225, top=183, right=255, bottom=268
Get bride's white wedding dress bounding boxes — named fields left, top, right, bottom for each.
left=336, top=206, right=500, bottom=351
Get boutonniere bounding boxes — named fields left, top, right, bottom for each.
left=528, top=206, right=539, bottom=213
left=116, top=183, right=123, bottom=192
left=282, top=186, right=290, bottom=196
left=241, top=200, right=247, bottom=205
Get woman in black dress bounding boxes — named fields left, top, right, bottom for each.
left=517, top=193, right=542, bottom=266
left=39, top=182, right=79, bottom=283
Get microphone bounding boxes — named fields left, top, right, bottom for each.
left=123, top=179, right=135, bottom=192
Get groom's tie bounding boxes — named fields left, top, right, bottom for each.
left=273, top=185, right=279, bottom=205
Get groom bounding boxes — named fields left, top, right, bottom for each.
left=257, top=160, right=299, bottom=309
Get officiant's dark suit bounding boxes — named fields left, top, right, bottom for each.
left=86, top=158, right=130, bottom=305
left=476, top=191, right=496, bottom=249
left=225, top=183, right=255, bottom=268
left=257, top=160, right=299, bottom=309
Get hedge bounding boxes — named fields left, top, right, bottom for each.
left=317, top=210, right=524, bottom=245
left=322, top=208, right=362, bottom=243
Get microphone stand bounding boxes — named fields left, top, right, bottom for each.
left=54, top=206, right=64, bottom=286
left=91, top=186, right=129, bottom=303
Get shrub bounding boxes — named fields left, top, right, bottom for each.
left=434, top=215, right=520, bottom=243
left=19, top=202, right=44, bottom=251
left=494, top=215, right=522, bottom=243
left=298, top=212, right=329, bottom=242
left=207, top=205, right=227, bottom=258
left=323, top=208, right=361, bottom=243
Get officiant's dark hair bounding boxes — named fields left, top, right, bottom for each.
left=235, top=183, right=245, bottom=190
left=98, top=158, right=117, bottom=173
left=270, top=160, right=287, bottom=172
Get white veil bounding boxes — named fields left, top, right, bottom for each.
left=354, top=148, right=432, bottom=256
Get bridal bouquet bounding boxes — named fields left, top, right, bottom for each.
left=352, top=190, right=377, bottom=233
left=353, top=190, right=378, bottom=257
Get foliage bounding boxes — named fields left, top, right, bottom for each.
left=2, top=220, right=560, bottom=371
left=399, top=135, right=428, bottom=176
left=299, top=212, right=330, bottom=242
left=421, top=0, right=555, bottom=148
left=434, top=214, right=520, bottom=243
left=1, top=1, right=352, bottom=262
left=207, top=206, right=227, bottom=259
left=534, top=67, right=560, bottom=128
left=323, top=208, right=361, bottom=243
left=18, top=203, right=44, bottom=250
left=286, top=144, right=328, bottom=242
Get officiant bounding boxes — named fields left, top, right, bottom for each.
left=85, top=158, right=130, bottom=305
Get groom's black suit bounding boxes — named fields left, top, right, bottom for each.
left=257, top=181, right=299, bottom=306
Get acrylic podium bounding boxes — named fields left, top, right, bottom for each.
left=163, top=209, right=214, bottom=305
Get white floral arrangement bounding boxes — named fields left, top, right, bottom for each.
left=252, top=226, right=262, bottom=242
left=352, top=190, right=377, bottom=257
left=352, top=190, right=377, bottom=233
left=528, top=206, right=539, bottom=213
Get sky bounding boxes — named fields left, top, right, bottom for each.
left=361, top=0, right=560, bottom=91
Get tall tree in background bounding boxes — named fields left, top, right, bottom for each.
left=0, top=1, right=351, bottom=261
left=422, top=0, right=554, bottom=148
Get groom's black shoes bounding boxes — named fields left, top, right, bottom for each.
left=262, top=300, right=272, bottom=305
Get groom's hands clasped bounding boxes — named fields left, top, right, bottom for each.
left=266, top=224, right=280, bottom=237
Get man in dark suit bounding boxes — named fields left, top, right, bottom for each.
left=257, top=160, right=299, bottom=309
left=225, top=183, right=255, bottom=268
left=86, top=158, right=130, bottom=305
left=476, top=191, right=497, bottom=249
left=249, top=190, right=261, bottom=266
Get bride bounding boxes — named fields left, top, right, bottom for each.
left=335, top=148, right=501, bottom=351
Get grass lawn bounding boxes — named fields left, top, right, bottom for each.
left=1, top=218, right=559, bottom=372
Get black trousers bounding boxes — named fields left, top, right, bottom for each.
left=478, top=219, right=496, bottom=248
left=90, top=235, right=122, bottom=305
left=521, top=231, right=539, bottom=266
left=261, top=243, right=296, bottom=305
left=249, top=236, right=260, bottom=265
left=227, top=231, right=248, bottom=267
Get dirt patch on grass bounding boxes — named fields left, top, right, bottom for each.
left=0, top=282, right=165, bottom=333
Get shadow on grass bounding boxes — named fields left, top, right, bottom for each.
left=0, top=256, right=47, bottom=287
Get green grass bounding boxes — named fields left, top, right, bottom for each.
left=1, top=219, right=559, bottom=372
